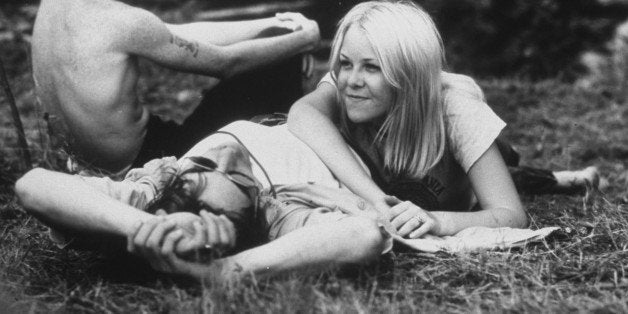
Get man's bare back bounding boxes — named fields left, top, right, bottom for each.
left=32, top=0, right=319, bottom=173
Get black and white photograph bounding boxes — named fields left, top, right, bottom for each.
left=1, top=0, right=627, bottom=312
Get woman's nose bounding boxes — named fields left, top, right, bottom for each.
left=347, top=68, right=364, bottom=88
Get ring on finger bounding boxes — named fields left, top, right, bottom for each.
left=412, top=215, right=424, bottom=225
left=204, top=244, right=213, bottom=250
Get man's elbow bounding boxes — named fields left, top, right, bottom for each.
left=213, top=48, right=242, bottom=80
left=15, top=168, right=50, bottom=213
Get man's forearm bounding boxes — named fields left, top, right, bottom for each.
left=221, top=28, right=318, bottom=78
left=167, top=17, right=281, bottom=46
left=15, top=168, right=154, bottom=237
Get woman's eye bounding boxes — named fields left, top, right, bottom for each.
left=339, top=60, right=351, bottom=69
left=365, top=64, right=380, bottom=72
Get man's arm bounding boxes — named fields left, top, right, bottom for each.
left=15, top=168, right=210, bottom=253
left=15, top=168, right=154, bottom=237
left=165, top=14, right=302, bottom=46
left=113, top=8, right=319, bottom=79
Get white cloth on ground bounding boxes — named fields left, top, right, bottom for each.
left=392, top=226, right=560, bottom=253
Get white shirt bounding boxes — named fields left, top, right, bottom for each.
left=182, top=121, right=370, bottom=190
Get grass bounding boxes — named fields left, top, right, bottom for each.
left=2, top=4, right=628, bottom=314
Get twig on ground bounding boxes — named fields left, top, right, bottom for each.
left=0, top=57, right=32, bottom=170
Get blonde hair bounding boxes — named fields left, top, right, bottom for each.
left=330, top=0, right=446, bottom=179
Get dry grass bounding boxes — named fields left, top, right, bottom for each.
left=1, top=4, right=628, bottom=314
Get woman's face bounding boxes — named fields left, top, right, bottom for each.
left=337, top=26, right=394, bottom=124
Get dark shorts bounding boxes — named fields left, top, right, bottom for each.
left=133, top=55, right=304, bottom=168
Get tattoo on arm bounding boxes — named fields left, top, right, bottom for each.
left=170, top=35, right=199, bottom=57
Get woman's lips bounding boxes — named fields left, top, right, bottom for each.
left=345, top=94, right=368, bottom=100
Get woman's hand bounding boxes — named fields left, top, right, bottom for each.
left=386, top=196, right=440, bottom=238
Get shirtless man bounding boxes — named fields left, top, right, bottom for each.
left=32, top=0, right=320, bottom=174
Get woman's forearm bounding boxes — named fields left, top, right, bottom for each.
left=288, top=99, right=388, bottom=207
left=431, top=207, right=529, bottom=236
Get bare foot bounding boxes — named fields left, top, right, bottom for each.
left=553, top=166, right=601, bottom=192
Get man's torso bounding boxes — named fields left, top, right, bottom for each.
left=33, top=0, right=150, bottom=172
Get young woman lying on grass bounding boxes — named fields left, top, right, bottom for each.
left=288, top=0, right=598, bottom=238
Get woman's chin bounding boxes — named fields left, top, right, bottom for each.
left=347, top=113, right=383, bottom=126
left=347, top=112, right=369, bottom=124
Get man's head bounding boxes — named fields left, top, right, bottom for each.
left=146, top=142, right=261, bottom=227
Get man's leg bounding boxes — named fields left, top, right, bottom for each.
left=184, top=54, right=303, bottom=143
left=133, top=55, right=304, bottom=167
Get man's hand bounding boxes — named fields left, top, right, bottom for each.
left=183, top=210, right=237, bottom=256
left=127, top=209, right=237, bottom=264
left=126, top=218, right=203, bottom=277
left=153, top=210, right=202, bottom=253
left=275, top=12, right=320, bottom=49
left=386, top=196, right=440, bottom=238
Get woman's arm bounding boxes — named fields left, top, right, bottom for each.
left=287, top=83, right=390, bottom=212
left=436, top=142, right=528, bottom=234
left=390, top=143, right=528, bottom=237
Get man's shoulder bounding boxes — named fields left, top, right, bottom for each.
left=35, top=1, right=156, bottom=51
left=63, top=1, right=160, bottom=47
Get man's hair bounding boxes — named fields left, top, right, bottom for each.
left=330, top=0, right=447, bottom=179
left=145, top=170, right=207, bottom=215
left=145, top=169, right=252, bottom=226
left=145, top=168, right=264, bottom=250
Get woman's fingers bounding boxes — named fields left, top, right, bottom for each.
left=397, top=214, right=426, bottom=237
left=388, top=201, right=415, bottom=221
left=390, top=204, right=416, bottom=229
left=386, top=200, right=437, bottom=237
left=409, top=219, right=435, bottom=239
